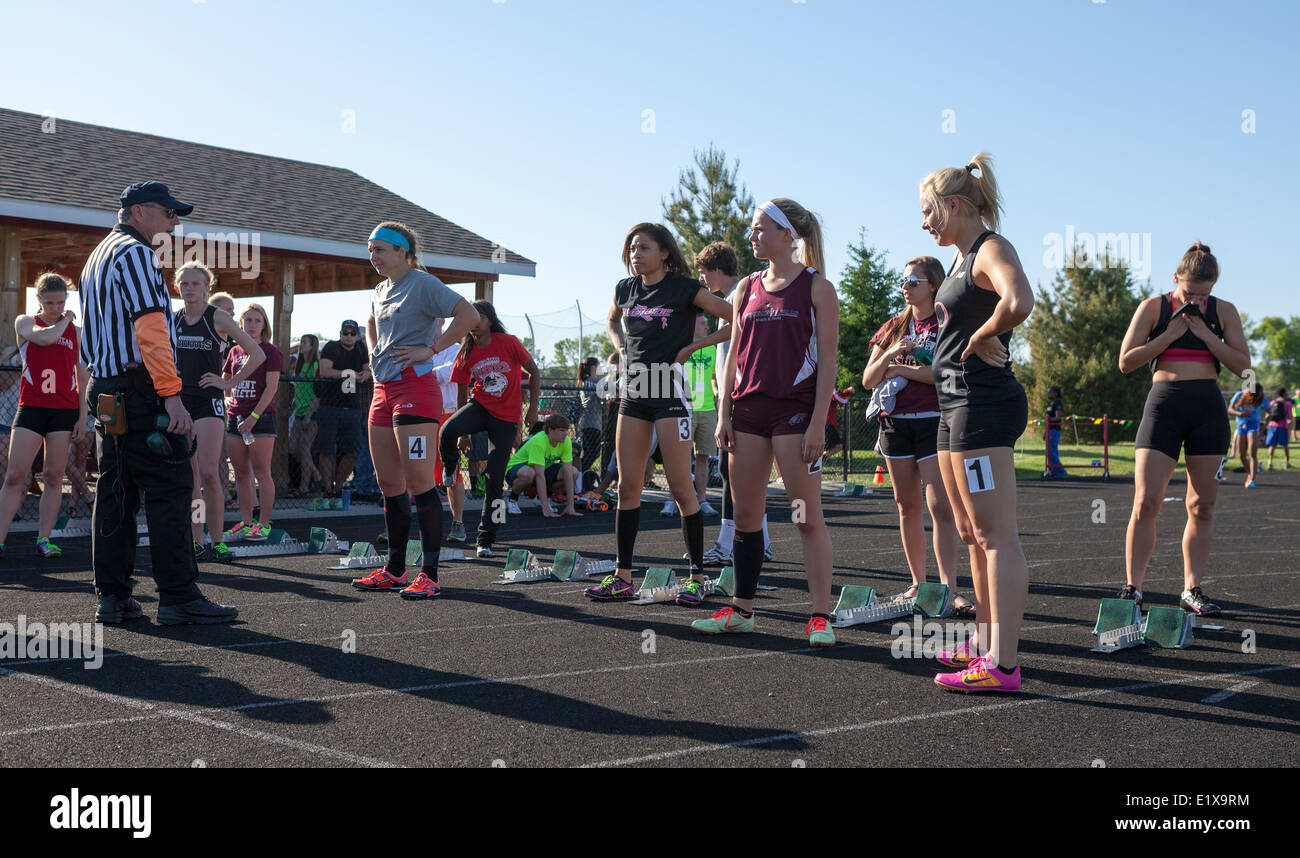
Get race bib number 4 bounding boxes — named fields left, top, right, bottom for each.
left=408, top=435, right=427, bottom=460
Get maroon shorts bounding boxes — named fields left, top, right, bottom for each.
left=368, top=368, right=443, bottom=428
left=731, top=394, right=816, bottom=439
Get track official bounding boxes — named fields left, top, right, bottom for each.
left=81, top=182, right=237, bottom=625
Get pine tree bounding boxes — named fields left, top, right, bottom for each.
left=836, top=229, right=901, bottom=389
left=662, top=144, right=759, bottom=276
left=1022, top=248, right=1150, bottom=439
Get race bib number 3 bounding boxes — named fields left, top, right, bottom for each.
left=965, top=455, right=994, bottom=494
left=678, top=417, right=692, bottom=442
left=408, top=435, right=427, bottom=460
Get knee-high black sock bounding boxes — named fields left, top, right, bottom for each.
left=616, top=505, right=640, bottom=573
left=682, top=509, right=704, bottom=572
left=733, top=529, right=764, bottom=599
left=412, top=487, right=443, bottom=581
left=383, top=493, right=412, bottom=577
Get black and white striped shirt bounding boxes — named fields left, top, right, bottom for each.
left=79, top=225, right=178, bottom=378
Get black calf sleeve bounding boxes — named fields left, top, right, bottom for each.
left=733, top=529, right=764, bottom=599
left=720, top=452, right=733, bottom=520
left=413, top=487, right=443, bottom=581
left=682, top=509, right=704, bottom=571
left=616, top=505, right=641, bottom=571
left=383, top=493, right=412, bottom=576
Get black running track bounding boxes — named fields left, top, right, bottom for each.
left=1, top=472, right=1296, bottom=770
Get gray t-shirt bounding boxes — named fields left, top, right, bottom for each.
left=370, top=269, right=464, bottom=383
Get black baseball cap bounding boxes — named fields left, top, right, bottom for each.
left=340, top=320, right=360, bottom=334
left=119, top=181, right=194, bottom=216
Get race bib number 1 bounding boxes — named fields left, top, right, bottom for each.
left=965, top=456, right=994, bottom=494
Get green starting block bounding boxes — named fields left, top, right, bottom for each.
left=307, top=527, right=346, bottom=555
left=834, top=483, right=873, bottom=497
left=1092, top=600, right=1210, bottom=652
left=832, top=583, right=952, bottom=627
left=497, top=549, right=617, bottom=584
left=1143, top=606, right=1195, bottom=649
left=1091, top=599, right=1145, bottom=652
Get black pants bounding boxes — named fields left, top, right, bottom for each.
left=440, top=399, right=517, bottom=547
left=89, top=372, right=202, bottom=606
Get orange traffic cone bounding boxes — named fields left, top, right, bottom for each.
left=873, top=465, right=887, bottom=485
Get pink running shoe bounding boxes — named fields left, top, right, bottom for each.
left=934, top=660, right=1021, bottom=693
left=936, top=639, right=980, bottom=670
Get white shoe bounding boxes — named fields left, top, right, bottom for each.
left=699, top=501, right=719, bottom=517
left=702, top=542, right=732, bottom=566
left=660, top=500, right=678, bottom=517
left=476, top=545, right=493, bottom=558
left=764, top=545, right=774, bottom=562
left=507, top=499, right=522, bottom=515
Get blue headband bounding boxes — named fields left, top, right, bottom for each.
left=368, top=226, right=409, bottom=251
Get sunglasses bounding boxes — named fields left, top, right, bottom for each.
left=145, top=202, right=179, bottom=218
left=341, top=330, right=359, bottom=336
left=898, top=275, right=929, bottom=288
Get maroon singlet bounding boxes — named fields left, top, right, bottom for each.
left=731, top=268, right=819, bottom=403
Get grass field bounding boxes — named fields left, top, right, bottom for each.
left=826, top=435, right=1256, bottom=483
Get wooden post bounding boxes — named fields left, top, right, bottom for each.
left=272, top=259, right=295, bottom=488
left=475, top=278, right=492, bottom=305
left=0, top=228, right=20, bottom=351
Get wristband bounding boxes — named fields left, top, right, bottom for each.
left=250, top=411, right=260, bottom=420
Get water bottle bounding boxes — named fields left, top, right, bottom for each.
left=341, top=487, right=351, bottom=510
left=242, top=431, right=254, bottom=446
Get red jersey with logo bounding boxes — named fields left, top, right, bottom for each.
left=451, top=333, right=531, bottom=423
left=731, top=268, right=819, bottom=403
left=19, top=317, right=80, bottom=409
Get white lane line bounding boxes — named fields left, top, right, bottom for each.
left=582, top=662, right=1300, bottom=768
left=1201, top=680, right=1262, bottom=704
left=0, top=665, right=398, bottom=768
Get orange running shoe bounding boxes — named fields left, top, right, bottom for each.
left=352, top=566, right=409, bottom=591
left=399, top=572, right=441, bottom=600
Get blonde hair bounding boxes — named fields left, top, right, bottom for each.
left=769, top=198, right=825, bottom=274
left=175, top=261, right=217, bottom=289
left=240, top=303, right=272, bottom=344
left=920, top=151, right=1003, bottom=233
left=208, top=291, right=235, bottom=308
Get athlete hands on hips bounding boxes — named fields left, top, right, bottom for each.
left=921, top=153, right=1034, bottom=693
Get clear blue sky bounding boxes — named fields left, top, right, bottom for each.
left=4, top=0, right=1296, bottom=363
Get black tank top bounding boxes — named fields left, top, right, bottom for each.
left=1147, top=292, right=1223, bottom=374
left=174, top=305, right=225, bottom=396
left=931, top=231, right=1022, bottom=408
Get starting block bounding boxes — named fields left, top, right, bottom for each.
left=628, top=566, right=774, bottom=605
left=327, top=541, right=464, bottom=570
left=1091, top=600, right=1221, bottom=652
left=834, top=484, right=873, bottom=497
left=832, top=582, right=953, bottom=627
left=51, top=517, right=151, bottom=540
left=496, top=549, right=616, bottom=584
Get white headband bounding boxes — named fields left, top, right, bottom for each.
left=758, top=200, right=799, bottom=241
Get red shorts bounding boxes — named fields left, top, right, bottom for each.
left=368, top=368, right=443, bottom=428
left=731, top=394, right=816, bottom=439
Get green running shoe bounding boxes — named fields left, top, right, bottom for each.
left=805, top=616, right=836, bottom=647
left=211, top=542, right=233, bottom=563
left=36, top=536, right=62, bottom=558
left=691, top=605, right=755, bottom=634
